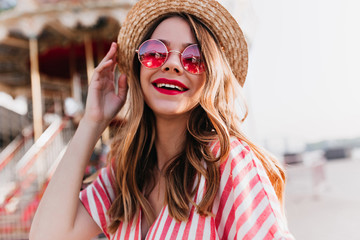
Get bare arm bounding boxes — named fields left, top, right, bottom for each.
left=30, top=42, right=128, bottom=240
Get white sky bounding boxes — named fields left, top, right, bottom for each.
left=220, top=0, right=360, bottom=152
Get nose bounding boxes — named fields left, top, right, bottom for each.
left=161, top=50, right=183, bottom=74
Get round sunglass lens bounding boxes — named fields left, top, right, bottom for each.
left=138, top=40, right=167, bottom=68
left=182, top=45, right=205, bottom=74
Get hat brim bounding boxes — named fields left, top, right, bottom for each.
left=117, top=0, right=248, bottom=86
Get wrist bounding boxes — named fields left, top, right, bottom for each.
left=78, top=117, right=107, bottom=139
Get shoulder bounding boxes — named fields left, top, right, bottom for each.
left=80, top=165, right=116, bottom=207
left=211, top=137, right=294, bottom=239
left=210, top=136, right=255, bottom=174
left=210, top=137, right=269, bottom=182
left=210, top=136, right=250, bottom=157
left=211, top=136, right=277, bottom=206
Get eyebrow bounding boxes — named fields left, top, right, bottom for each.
left=158, top=39, right=196, bottom=48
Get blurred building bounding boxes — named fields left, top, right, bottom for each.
left=0, top=0, right=135, bottom=141
left=0, top=0, right=134, bottom=238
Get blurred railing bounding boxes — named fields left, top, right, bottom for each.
left=0, top=117, right=74, bottom=240
left=0, top=107, right=30, bottom=152
left=0, top=126, right=33, bottom=186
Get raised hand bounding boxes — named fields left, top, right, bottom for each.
left=83, top=42, right=128, bottom=131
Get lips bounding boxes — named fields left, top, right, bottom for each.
left=152, top=78, right=189, bottom=95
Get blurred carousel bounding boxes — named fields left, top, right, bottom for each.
left=0, top=1, right=136, bottom=238
left=0, top=0, right=135, bottom=141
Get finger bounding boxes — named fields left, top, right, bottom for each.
left=117, top=74, right=128, bottom=97
left=90, top=60, right=115, bottom=85
left=100, top=42, right=117, bottom=64
left=95, top=59, right=114, bottom=74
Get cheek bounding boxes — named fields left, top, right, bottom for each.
left=139, top=65, right=155, bottom=85
left=139, top=67, right=153, bottom=104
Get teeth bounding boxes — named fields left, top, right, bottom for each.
left=156, top=83, right=185, bottom=91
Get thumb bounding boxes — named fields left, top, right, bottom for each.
left=117, top=74, right=128, bottom=99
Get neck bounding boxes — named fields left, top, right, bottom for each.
left=154, top=114, right=189, bottom=170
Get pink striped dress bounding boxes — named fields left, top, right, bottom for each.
left=80, top=138, right=294, bottom=239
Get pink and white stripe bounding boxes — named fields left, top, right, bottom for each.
left=80, top=138, right=294, bottom=239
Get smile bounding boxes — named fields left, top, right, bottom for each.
left=152, top=78, right=189, bottom=95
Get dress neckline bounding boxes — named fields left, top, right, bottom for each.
left=139, top=205, right=167, bottom=240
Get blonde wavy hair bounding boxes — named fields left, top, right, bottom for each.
left=107, top=13, right=285, bottom=233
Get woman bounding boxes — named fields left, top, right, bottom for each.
left=30, top=0, right=294, bottom=239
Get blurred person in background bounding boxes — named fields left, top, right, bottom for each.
left=30, top=0, right=294, bottom=239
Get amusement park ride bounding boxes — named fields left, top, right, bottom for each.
left=0, top=1, right=134, bottom=238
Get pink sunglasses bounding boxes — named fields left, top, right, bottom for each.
left=136, top=39, right=205, bottom=74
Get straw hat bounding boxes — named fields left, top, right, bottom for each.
left=117, top=0, right=248, bottom=86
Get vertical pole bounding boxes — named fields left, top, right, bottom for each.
left=72, top=74, right=82, bottom=105
left=29, top=37, right=43, bottom=140
left=84, top=34, right=94, bottom=84
left=70, top=45, right=83, bottom=109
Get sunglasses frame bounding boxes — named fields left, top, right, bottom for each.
left=135, top=39, right=205, bottom=74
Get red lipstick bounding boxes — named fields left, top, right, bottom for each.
left=152, top=78, right=189, bottom=95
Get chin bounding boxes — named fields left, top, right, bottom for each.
left=152, top=107, right=187, bottom=117
left=148, top=103, right=194, bottom=118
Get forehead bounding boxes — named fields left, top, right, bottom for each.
left=150, top=16, right=197, bottom=46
